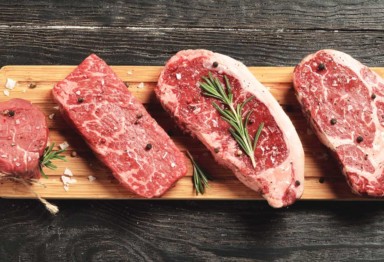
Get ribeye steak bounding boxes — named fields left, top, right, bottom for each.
left=155, top=49, right=304, bottom=207
left=0, top=98, right=48, bottom=179
left=293, top=49, right=384, bottom=196
left=52, top=54, right=187, bottom=198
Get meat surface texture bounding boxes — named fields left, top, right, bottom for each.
left=52, top=54, right=187, bottom=198
left=156, top=49, right=304, bottom=207
left=293, top=49, right=384, bottom=196
left=0, top=98, right=48, bottom=179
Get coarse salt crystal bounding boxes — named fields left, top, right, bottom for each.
left=171, top=162, right=176, bottom=168
left=53, top=106, right=59, bottom=110
left=5, top=78, right=16, bottom=90
left=15, top=119, right=20, bottom=125
left=63, top=168, right=73, bottom=177
left=48, top=113, right=55, bottom=120
left=137, top=82, right=145, bottom=89
left=88, top=175, right=96, bottom=182
left=61, top=175, right=77, bottom=185
left=3, top=90, right=9, bottom=96
left=63, top=185, right=69, bottom=192
left=59, top=141, right=69, bottom=150
left=61, top=175, right=71, bottom=185
left=75, top=91, right=81, bottom=95
left=176, top=73, right=182, bottom=80
left=127, top=70, right=133, bottom=75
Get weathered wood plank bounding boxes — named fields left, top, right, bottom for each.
left=1, top=28, right=384, bottom=67
left=1, top=0, right=384, bottom=30
left=1, top=199, right=384, bottom=261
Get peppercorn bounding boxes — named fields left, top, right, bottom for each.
left=77, top=97, right=84, bottom=103
left=318, top=63, right=326, bottom=71
left=71, top=151, right=77, bottom=157
left=356, top=136, right=364, bottom=143
left=29, top=83, right=37, bottom=89
left=212, top=61, right=219, bottom=68
left=330, top=118, right=337, bottom=125
left=371, top=93, right=377, bottom=100
left=214, top=147, right=220, bottom=153
left=7, top=110, right=15, bottom=117
left=295, top=180, right=301, bottom=187
left=145, top=143, right=152, bottom=150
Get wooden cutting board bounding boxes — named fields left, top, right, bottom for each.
left=1, top=65, right=384, bottom=201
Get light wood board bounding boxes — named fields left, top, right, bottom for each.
left=1, top=65, right=384, bottom=201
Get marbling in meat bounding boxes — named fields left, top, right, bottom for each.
left=52, top=54, right=187, bottom=198
left=156, top=49, right=304, bottom=207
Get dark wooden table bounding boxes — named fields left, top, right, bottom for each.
left=1, top=1, right=384, bottom=261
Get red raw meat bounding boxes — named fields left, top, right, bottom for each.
left=52, top=54, right=187, bottom=198
left=155, top=50, right=304, bottom=207
left=0, top=98, right=48, bottom=178
left=293, top=49, right=384, bottom=196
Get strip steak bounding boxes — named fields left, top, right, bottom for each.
left=155, top=50, right=304, bottom=207
left=52, top=54, right=187, bottom=198
left=293, top=49, right=384, bottom=196
left=0, top=98, right=48, bottom=178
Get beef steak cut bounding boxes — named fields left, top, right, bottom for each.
left=293, top=49, right=384, bottom=196
left=0, top=98, right=48, bottom=178
left=52, top=54, right=187, bottom=198
left=155, top=49, right=304, bottom=207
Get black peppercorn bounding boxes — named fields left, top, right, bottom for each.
left=145, top=143, right=152, bottom=150
left=77, top=97, right=84, bottom=103
left=330, top=118, right=337, bottom=125
left=212, top=61, right=219, bottom=68
left=371, top=93, right=377, bottom=100
left=7, top=110, right=15, bottom=117
left=214, top=147, right=220, bottom=153
left=356, top=136, right=364, bottom=143
left=318, top=63, right=326, bottom=71
left=295, top=180, right=301, bottom=187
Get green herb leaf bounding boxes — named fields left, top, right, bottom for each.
left=39, top=143, right=67, bottom=178
left=186, top=151, right=211, bottom=195
left=199, top=73, right=264, bottom=168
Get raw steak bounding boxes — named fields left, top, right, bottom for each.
left=52, top=54, right=187, bottom=198
left=0, top=98, right=48, bottom=178
left=155, top=49, right=304, bottom=207
left=293, top=49, right=384, bottom=196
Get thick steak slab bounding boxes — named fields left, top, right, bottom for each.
left=52, top=54, right=187, bottom=198
left=293, top=49, right=384, bottom=196
left=0, top=98, right=48, bottom=178
left=155, top=50, right=304, bottom=207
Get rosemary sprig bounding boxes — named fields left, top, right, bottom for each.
left=186, top=151, right=210, bottom=195
left=199, top=72, right=264, bottom=168
left=39, top=143, right=67, bottom=178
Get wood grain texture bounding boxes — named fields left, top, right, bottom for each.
left=0, top=65, right=380, bottom=201
left=1, top=0, right=384, bottom=30
left=1, top=28, right=384, bottom=67
left=2, top=199, right=384, bottom=261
